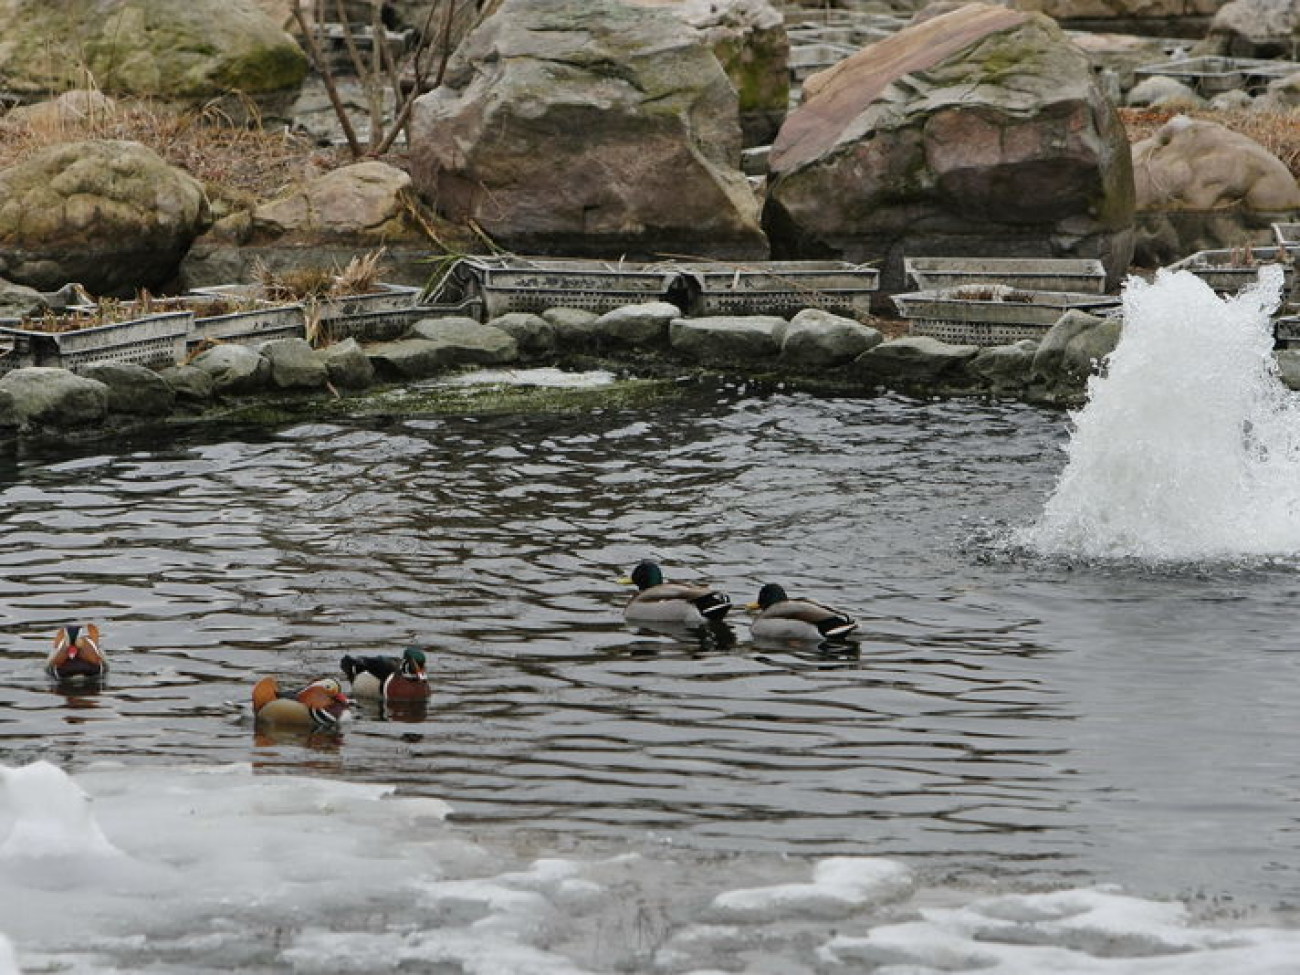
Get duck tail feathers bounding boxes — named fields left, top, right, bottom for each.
left=694, top=592, right=731, bottom=620
left=817, top=616, right=858, bottom=639
left=252, top=676, right=280, bottom=711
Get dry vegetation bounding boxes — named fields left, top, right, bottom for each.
left=0, top=97, right=353, bottom=202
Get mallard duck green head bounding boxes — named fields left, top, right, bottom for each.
left=748, top=583, right=789, bottom=611
left=624, top=560, right=664, bottom=590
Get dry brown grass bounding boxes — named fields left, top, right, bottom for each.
left=0, top=96, right=348, bottom=200
left=250, top=248, right=391, bottom=302
left=1118, top=106, right=1300, bottom=178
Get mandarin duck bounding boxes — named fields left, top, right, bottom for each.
left=339, top=646, right=430, bottom=701
left=251, top=676, right=350, bottom=730
left=746, top=583, right=858, bottom=642
left=619, top=560, right=731, bottom=625
left=46, top=623, right=107, bottom=680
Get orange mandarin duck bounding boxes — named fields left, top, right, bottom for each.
left=339, top=646, right=430, bottom=701
left=46, top=623, right=107, bottom=680
left=251, top=676, right=350, bottom=730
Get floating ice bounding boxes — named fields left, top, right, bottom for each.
left=1021, top=266, right=1300, bottom=560
left=4, top=762, right=1300, bottom=974
left=705, top=856, right=914, bottom=922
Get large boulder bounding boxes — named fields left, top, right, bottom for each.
left=408, top=0, right=767, bottom=260
left=0, top=0, right=307, bottom=121
left=629, top=0, right=790, bottom=146
left=1204, top=0, right=1300, bottom=58
left=0, top=140, right=210, bottom=295
left=763, top=4, right=1135, bottom=293
left=1131, top=116, right=1300, bottom=266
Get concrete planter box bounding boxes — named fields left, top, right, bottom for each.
left=429, top=256, right=880, bottom=321
left=0, top=311, right=192, bottom=372
left=192, top=283, right=420, bottom=344
left=1168, top=246, right=1296, bottom=297
left=903, top=257, right=1107, bottom=295
left=893, top=287, right=1120, bottom=345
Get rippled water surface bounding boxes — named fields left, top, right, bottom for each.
left=4, top=380, right=1300, bottom=911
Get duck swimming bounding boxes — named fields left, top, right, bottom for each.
left=340, top=646, right=430, bottom=701
left=251, top=676, right=350, bottom=730
left=746, top=583, right=858, bottom=642
left=46, top=623, right=107, bottom=680
left=620, top=560, right=731, bottom=625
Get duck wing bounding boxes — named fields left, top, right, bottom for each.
left=635, top=583, right=731, bottom=620
left=340, top=654, right=399, bottom=682
left=765, top=598, right=857, bottom=638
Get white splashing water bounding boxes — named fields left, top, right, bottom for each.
left=1020, top=266, right=1300, bottom=561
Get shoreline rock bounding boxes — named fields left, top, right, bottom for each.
left=0, top=288, right=1254, bottom=445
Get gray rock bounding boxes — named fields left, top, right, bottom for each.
left=1210, top=89, right=1255, bottom=112
left=320, top=337, right=375, bottom=389
left=591, top=301, right=680, bottom=350
left=779, top=308, right=883, bottom=368
left=489, top=312, right=556, bottom=356
left=251, top=161, right=419, bottom=243
left=1254, top=70, right=1300, bottom=112
left=0, top=278, right=50, bottom=319
left=409, top=0, right=766, bottom=259
left=968, top=340, right=1038, bottom=395
left=365, top=338, right=449, bottom=379
left=669, top=314, right=785, bottom=364
left=409, top=316, right=519, bottom=365
left=1275, top=349, right=1300, bottom=390
left=367, top=318, right=519, bottom=379
left=190, top=344, right=272, bottom=395
left=1029, top=309, right=1122, bottom=402
left=1208, top=0, right=1300, bottom=58
left=78, top=362, right=176, bottom=415
left=158, top=364, right=216, bottom=403
left=0, top=366, right=108, bottom=430
left=1125, top=76, right=1203, bottom=108
left=854, top=336, right=979, bottom=386
left=259, top=337, right=329, bottom=390
left=542, top=307, right=601, bottom=349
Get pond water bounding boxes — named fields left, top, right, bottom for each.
left=4, top=272, right=1300, bottom=973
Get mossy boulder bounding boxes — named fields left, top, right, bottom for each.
left=630, top=0, right=790, bottom=146
left=0, top=139, right=210, bottom=294
left=0, top=0, right=307, bottom=121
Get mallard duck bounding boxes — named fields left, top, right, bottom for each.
left=746, top=583, right=858, bottom=642
left=45, top=623, right=107, bottom=680
left=251, top=676, right=350, bottom=730
left=619, top=560, right=731, bottom=625
left=340, top=646, right=430, bottom=701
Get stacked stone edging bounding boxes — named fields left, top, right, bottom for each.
left=3, top=296, right=1289, bottom=441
